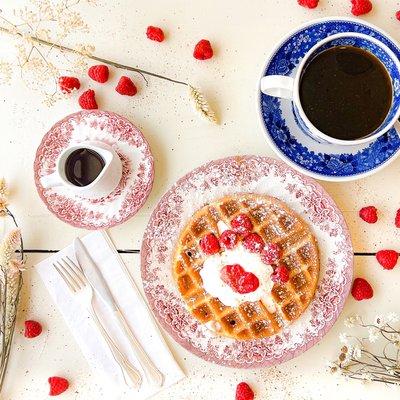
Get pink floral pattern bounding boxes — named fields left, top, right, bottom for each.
left=141, top=156, right=353, bottom=368
left=34, top=110, right=154, bottom=229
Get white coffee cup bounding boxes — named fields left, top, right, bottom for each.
left=40, top=141, right=122, bottom=199
left=260, top=32, right=400, bottom=146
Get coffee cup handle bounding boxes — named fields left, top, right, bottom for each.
left=40, top=172, right=63, bottom=189
left=260, top=76, right=295, bottom=100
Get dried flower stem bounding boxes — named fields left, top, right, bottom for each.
left=0, top=24, right=187, bottom=87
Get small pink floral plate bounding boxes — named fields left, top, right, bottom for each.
left=141, top=155, right=353, bottom=368
left=34, top=110, right=154, bottom=229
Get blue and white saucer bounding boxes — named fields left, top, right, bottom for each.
left=258, top=17, right=400, bottom=182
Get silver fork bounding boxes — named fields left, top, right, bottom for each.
left=53, top=257, right=142, bottom=389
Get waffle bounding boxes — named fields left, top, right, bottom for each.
left=172, top=193, right=320, bottom=340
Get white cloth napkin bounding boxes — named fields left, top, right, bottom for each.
left=36, top=230, right=184, bottom=400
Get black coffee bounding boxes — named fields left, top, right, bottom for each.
left=65, top=148, right=105, bottom=187
left=299, top=45, right=392, bottom=140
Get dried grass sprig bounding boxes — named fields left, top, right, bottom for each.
left=188, top=85, right=218, bottom=124
left=0, top=180, right=24, bottom=391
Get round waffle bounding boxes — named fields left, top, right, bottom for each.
left=172, top=193, right=320, bottom=340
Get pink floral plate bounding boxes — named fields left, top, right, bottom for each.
left=141, top=155, right=353, bottom=368
left=34, top=110, right=154, bottom=229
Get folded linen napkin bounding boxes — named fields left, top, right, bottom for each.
left=36, top=230, right=184, bottom=399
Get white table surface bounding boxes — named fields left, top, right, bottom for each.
left=1, top=0, right=400, bottom=398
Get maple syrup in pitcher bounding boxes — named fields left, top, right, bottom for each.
left=299, top=45, right=392, bottom=140
left=65, top=148, right=105, bottom=187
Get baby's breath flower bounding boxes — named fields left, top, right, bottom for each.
left=387, top=312, right=399, bottom=324
left=339, top=332, right=349, bottom=344
left=351, top=345, right=362, bottom=360
left=368, top=327, right=380, bottom=343
left=344, top=314, right=361, bottom=328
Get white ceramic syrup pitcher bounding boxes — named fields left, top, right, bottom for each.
left=40, top=141, right=122, bottom=199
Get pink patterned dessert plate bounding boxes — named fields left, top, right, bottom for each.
left=34, top=110, right=154, bottom=229
left=141, top=155, right=353, bottom=368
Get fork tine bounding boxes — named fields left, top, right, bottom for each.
left=65, top=256, right=87, bottom=284
left=56, top=260, right=82, bottom=290
left=62, top=257, right=86, bottom=287
left=53, top=263, right=78, bottom=293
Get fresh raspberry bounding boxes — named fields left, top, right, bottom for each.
left=376, top=250, right=398, bottom=270
left=395, top=209, right=400, bottom=228
left=271, top=265, right=290, bottom=283
left=193, top=39, right=213, bottom=60
left=231, top=214, right=253, bottom=234
left=396, top=10, right=400, bottom=21
left=242, top=233, right=264, bottom=253
left=78, top=89, right=98, bottom=110
left=48, top=377, right=69, bottom=396
left=236, top=382, right=255, bottom=400
left=219, top=230, right=239, bottom=249
left=359, top=206, right=378, bottom=224
left=200, top=233, right=220, bottom=255
left=115, top=76, right=137, bottom=96
left=221, top=264, right=244, bottom=286
left=351, top=278, right=373, bottom=301
left=261, top=243, right=283, bottom=265
left=24, top=320, right=42, bottom=338
left=58, top=76, right=80, bottom=93
left=220, top=264, right=259, bottom=294
left=236, top=271, right=260, bottom=294
left=297, top=0, right=319, bottom=9
left=88, top=65, right=109, bottom=83
left=351, top=0, right=372, bottom=16
left=146, top=26, right=165, bottom=42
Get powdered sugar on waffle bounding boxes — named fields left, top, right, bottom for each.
left=141, top=156, right=353, bottom=368
left=34, top=111, right=154, bottom=229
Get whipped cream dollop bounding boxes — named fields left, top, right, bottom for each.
left=199, top=244, right=274, bottom=308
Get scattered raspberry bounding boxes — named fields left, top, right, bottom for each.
left=396, top=10, right=400, bottom=21
left=376, top=250, right=398, bottom=270
left=115, top=76, right=137, bottom=96
left=88, top=65, right=109, bottom=83
left=297, top=0, right=319, bottom=9
left=221, top=264, right=259, bottom=294
left=200, top=233, right=220, bottom=255
left=219, top=230, right=239, bottom=249
left=58, top=76, right=80, bottom=93
left=242, top=233, right=264, bottom=253
left=261, top=243, right=283, bottom=265
left=24, top=320, right=42, bottom=338
left=146, top=26, right=165, bottom=42
left=236, top=382, right=255, bottom=400
left=351, top=0, right=372, bottom=16
left=78, top=89, right=98, bottom=110
left=359, top=206, right=378, bottom=224
left=236, top=271, right=260, bottom=294
left=351, top=277, right=373, bottom=301
left=231, top=214, right=253, bottom=234
left=193, top=39, right=214, bottom=60
left=271, top=265, right=290, bottom=283
left=395, top=209, right=400, bottom=228
left=48, top=377, right=69, bottom=396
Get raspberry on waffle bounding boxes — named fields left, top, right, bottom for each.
left=172, top=193, right=320, bottom=340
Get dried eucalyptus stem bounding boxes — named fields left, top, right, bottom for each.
left=0, top=180, right=24, bottom=391
left=0, top=0, right=218, bottom=123
left=330, top=314, right=400, bottom=386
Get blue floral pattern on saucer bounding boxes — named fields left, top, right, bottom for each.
left=259, top=18, right=400, bottom=180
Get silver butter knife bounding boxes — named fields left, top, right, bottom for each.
left=73, top=237, right=164, bottom=387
